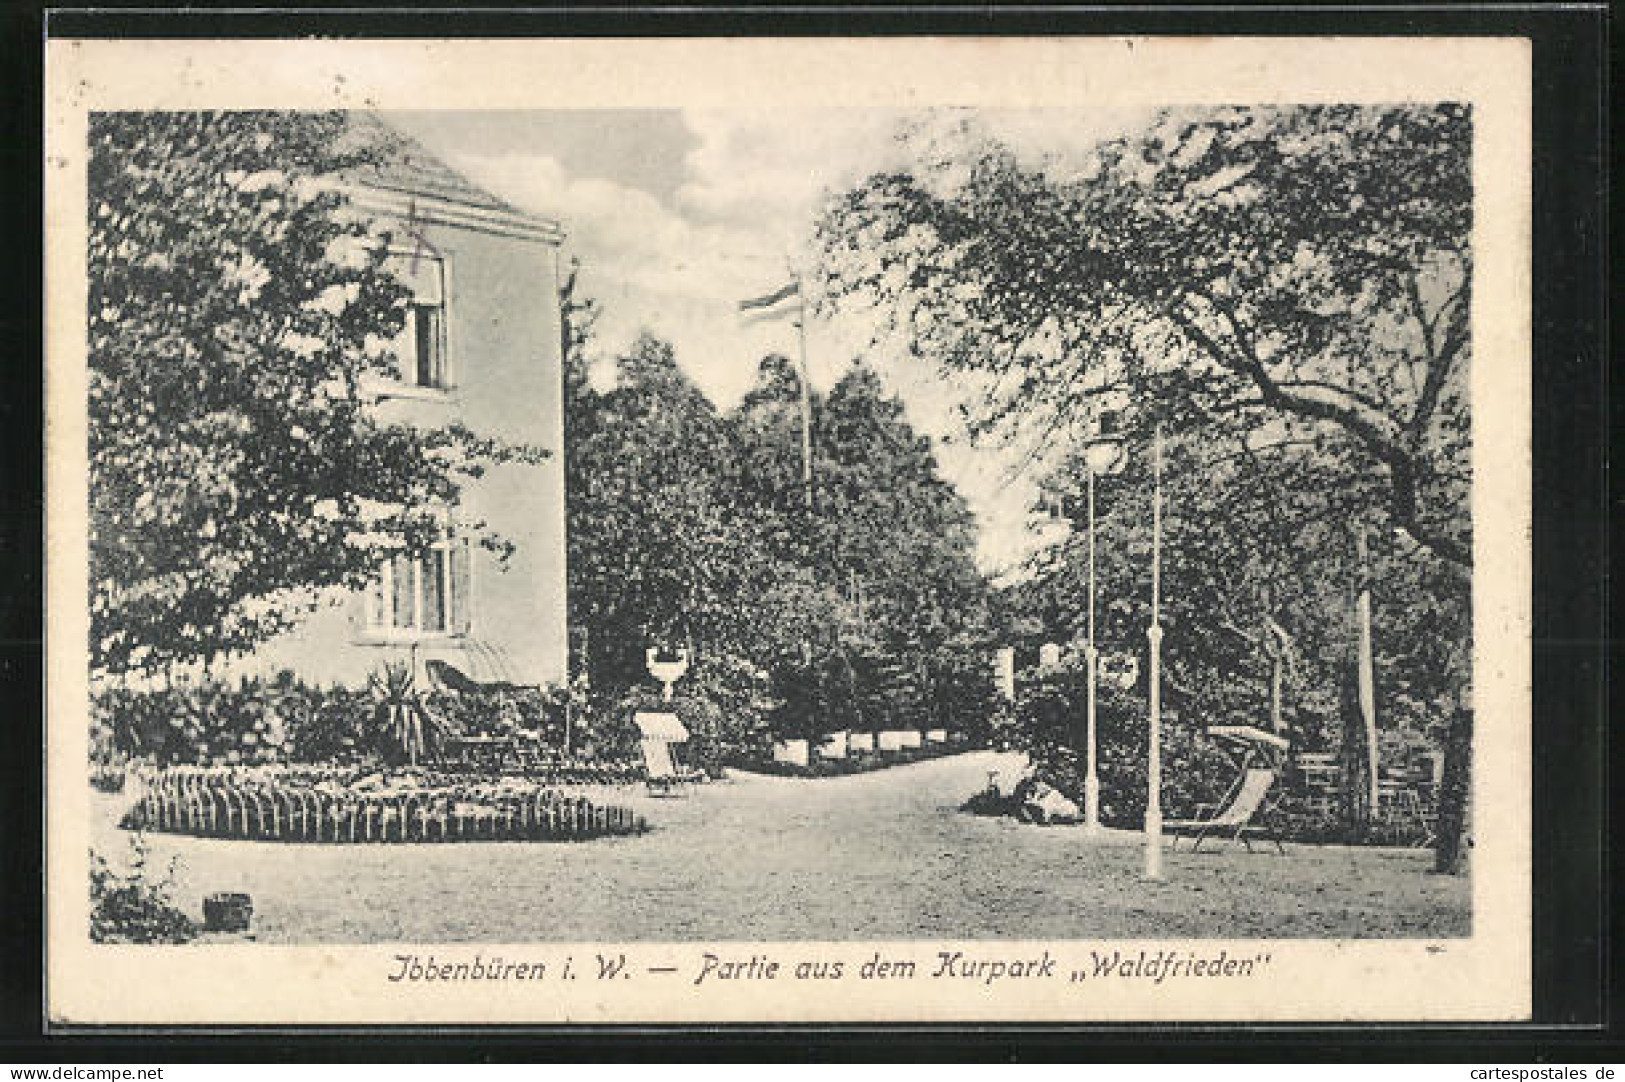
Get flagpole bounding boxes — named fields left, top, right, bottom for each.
left=738, top=277, right=813, bottom=510
left=793, top=279, right=813, bottom=510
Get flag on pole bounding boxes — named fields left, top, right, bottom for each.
left=739, top=278, right=814, bottom=507
left=738, top=281, right=802, bottom=325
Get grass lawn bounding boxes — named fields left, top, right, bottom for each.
left=89, top=750, right=1469, bottom=943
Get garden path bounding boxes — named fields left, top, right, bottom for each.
left=92, top=750, right=1469, bottom=941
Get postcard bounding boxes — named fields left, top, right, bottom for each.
left=45, top=34, right=1531, bottom=1025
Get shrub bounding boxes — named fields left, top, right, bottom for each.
left=766, top=657, right=823, bottom=742
left=960, top=787, right=1019, bottom=817
left=1266, top=794, right=1431, bottom=847
left=923, top=643, right=1002, bottom=746
left=91, top=672, right=588, bottom=772
left=1010, top=662, right=1235, bottom=828
left=424, top=680, right=580, bottom=744
left=285, top=686, right=371, bottom=764
left=850, top=651, right=929, bottom=734
left=92, top=672, right=373, bottom=769
left=683, top=654, right=775, bottom=769
left=89, top=719, right=127, bottom=792
left=564, top=687, right=635, bottom=762
left=89, top=837, right=198, bottom=944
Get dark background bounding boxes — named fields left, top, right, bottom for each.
left=0, top=1, right=1610, bottom=1062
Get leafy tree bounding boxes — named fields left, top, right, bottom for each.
left=818, top=103, right=1471, bottom=572
left=559, top=255, right=606, bottom=682
left=726, top=358, right=997, bottom=737
left=819, top=104, right=1474, bottom=865
left=89, top=111, right=544, bottom=676
left=565, top=333, right=752, bottom=687
left=562, top=331, right=998, bottom=743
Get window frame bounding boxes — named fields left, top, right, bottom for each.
left=357, top=529, right=475, bottom=644
left=371, top=244, right=457, bottom=400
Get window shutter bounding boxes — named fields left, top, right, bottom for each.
left=451, top=539, right=472, bottom=635
left=384, top=254, right=446, bottom=386
left=413, top=305, right=435, bottom=387
left=364, top=572, right=386, bottom=629
left=391, top=553, right=416, bottom=629
left=421, top=548, right=447, bottom=632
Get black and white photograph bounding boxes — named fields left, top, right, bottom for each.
left=45, top=36, right=1532, bottom=1025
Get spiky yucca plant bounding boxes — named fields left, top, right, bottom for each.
left=368, top=660, right=444, bottom=767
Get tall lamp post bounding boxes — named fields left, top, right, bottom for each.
left=1144, top=423, right=1166, bottom=881
left=1081, top=420, right=1125, bottom=835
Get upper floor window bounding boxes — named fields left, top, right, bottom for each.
left=386, top=252, right=449, bottom=391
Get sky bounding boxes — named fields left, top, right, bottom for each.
left=382, top=108, right=1147, bottom=576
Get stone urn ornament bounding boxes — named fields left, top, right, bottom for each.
left=645, top=646, right=690, bottom=702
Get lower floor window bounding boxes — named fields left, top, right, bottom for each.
left=365, top=537, right=472, bottom=637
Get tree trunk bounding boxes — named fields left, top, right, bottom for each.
left=1269, top=652, right=1284, bottom=733
left=1338, top=658, right=1371, bottom=839
left=1354, top=526, right=1381, bottom=813
left=1433, top=705, right=1473, bottom=874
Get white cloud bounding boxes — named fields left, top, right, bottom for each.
left=674, top=109, right=908, bottom=234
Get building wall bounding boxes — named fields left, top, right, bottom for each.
left=245, top=202, right=568, bottom=688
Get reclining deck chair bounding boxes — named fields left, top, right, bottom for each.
left=425, top=659, right=523, bottom=695
left=1166, top=725, right=1290, bottom=853
left=635, top=710, right=703, bottom=796
left=1165, top=766, right=1284, bottom=853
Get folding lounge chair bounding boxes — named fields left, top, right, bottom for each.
left=1165, top=767, right=1285, bottom=853
left=640, top=736, right=686, bottom=796
left=633, top=707, right=704, bottom=795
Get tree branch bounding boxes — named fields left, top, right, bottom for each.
left=1167, top=304, right=1401, bottom=456
left=1407, top=278, right=1467, bottom=441
left=1167, top=298, right=1470, bottom=572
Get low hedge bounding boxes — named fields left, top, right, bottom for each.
left=122, top=765, right=648, bottom=843
left=736, top=740, right=964, bottom=778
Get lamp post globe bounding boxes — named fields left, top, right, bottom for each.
left=1083, top=440, right=1123, bottom=477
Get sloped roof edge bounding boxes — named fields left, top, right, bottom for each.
left=338, top=112, right=564, bottom=246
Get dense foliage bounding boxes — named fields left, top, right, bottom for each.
left=563, top=314, right=1000, bottom=749
left=91, top=669, right=583, bottom=769
left=817, top=103, right=1471, bottom=862
left=1010, top=660, right=1235, bottom=827
left=89, top=838, right=199, bottom=944
left=89, top=111, right=545, bottom=676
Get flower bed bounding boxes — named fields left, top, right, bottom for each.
left=433, top=739, right=646, bottom=786
left=121, top=765, right=647, bottom=843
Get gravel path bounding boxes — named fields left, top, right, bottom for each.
left=91, top=750, right=1469, bottom=942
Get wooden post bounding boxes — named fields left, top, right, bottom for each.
left=795, top=291, right=814, bottom=510
left=1355, top=524, right=1380, bottom=815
